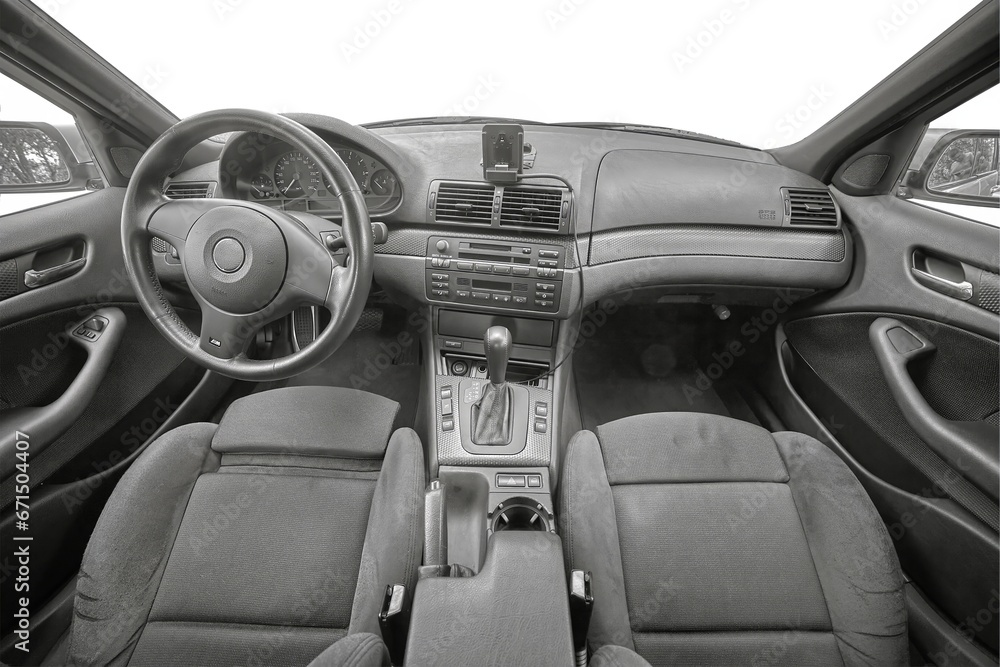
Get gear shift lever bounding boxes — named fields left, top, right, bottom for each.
left=472, top=326, right=514, bottom=445
left=484, top=325, right=512, bottom=385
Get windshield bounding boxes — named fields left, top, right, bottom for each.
left=50, top=0, right=979, bottom=148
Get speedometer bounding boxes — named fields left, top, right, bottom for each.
left=274, top=152, right=321, bottom=198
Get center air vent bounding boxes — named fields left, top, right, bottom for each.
left=782, top=187, right=839, bottom=227
left=431, top=182, right=496, bottom=224
left=164, top=181, right=216, bottom=199
left=499, top=186, right=566, bottom=231
left=428, top=180, right=571, bottom=233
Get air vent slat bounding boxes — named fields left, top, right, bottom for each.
left=164, top=181, right=215, bottom=199
left=499, top=185, right=565, bottom=231
left=432, top=182, right=497, bottom=225
left=784, top=187, right=839, bottom=227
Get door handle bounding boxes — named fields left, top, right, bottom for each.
left=869, top=317, right=999, bottom=500
left=24, top=256, right=86, bottom=288
left=910, top=267, right=973, bottom=301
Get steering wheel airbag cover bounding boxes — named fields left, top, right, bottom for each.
left=183, top=206, right=286, bottom=314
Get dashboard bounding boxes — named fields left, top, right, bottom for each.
left=158, top=118, right=853, bottom=317
left=226, top=136, right=401, bottom=217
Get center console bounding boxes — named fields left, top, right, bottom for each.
left=425, top=236, right=566, bottom=312
left=398, top=124, right=582, bottom=666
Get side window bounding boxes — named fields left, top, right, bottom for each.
left=0, top=74, right=97, bottom=217
left=899, top=85, right=1000, bottom=227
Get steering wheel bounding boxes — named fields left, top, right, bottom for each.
left=122, top=109, right=373, bottom=381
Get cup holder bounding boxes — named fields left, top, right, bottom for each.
left=488, top=497, right=554, bottom=534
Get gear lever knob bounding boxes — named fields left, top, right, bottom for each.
left=484, top=325, right=512, bottom=386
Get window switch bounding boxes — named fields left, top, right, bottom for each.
left=441, top=399, right=453, bottom=416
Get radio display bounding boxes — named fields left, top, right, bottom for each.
left=458, top=251, right=531, bottom=265
left=471, top=279, right=511, bottom=291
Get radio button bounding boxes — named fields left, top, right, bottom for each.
left=492, top=265, right=511, bottom=275
left=512, top=267, right=530, bottom=276
left=472, top=292, right=490, bottom=300
left=538, top=259, right=557, bottom=268
left=457, top=261, right=474, bottom=271
left=537, top=283, right=555, bottom=292
left=432, top=289, right=450, bottom=297
left=475, top=263, right=492, bottom=273
left=537, top=300, right=554, bottom=308
left=493, top=294, right=511, bottom=303
left=513, top=296, right=528, bottom=305
left=539, top=250, right=559, bottom=258
left=432, top=273, right=449, bottom=281
left=436, top=240, right=450, bottom=253
left=535, top=291, right=551, bottom=300
left=456, top=290, right=470, bottom=298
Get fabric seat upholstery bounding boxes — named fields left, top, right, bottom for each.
left=559, top=412, right=907, bottom=667
left=66, top=387, right=424, bottom=667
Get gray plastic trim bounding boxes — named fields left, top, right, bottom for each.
left=588, top=225, right=847, bottom=265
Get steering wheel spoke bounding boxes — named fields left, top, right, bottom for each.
left=198, top=306, right=258, bottom=359
left=278, top=213, right=339, bottom=308
left=147, top=198, right=229, bottom=246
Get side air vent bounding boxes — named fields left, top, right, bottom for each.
left=164, top=181, right=215, bottom=199
left=782, top=187, right=839, bottom=227
left=431, top=182, right=496, bottom=225
left=499, top=186, right=567, bottom=232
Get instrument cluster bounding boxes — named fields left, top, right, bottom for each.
left=235, top=140, right=400, bottom=217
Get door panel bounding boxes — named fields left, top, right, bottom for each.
left=782, top=191, right=999, bottom=656
left=0, top=187, right=132, bottom=323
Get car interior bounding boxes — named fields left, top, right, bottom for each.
left=0, top=1, right=998, bottom=665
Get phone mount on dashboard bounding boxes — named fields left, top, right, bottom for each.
left=482, top=124, right=524, bottom=183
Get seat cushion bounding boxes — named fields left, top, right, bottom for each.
left=67, top=387, right=424, bottom=667
left=559, top=412, right=907, bottom=667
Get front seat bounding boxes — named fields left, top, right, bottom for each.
left=65, top=386, right=425, bottom=667
left=559, top=412, right=907, bottom=666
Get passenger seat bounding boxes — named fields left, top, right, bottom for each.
left=559, top=412, right=907, bottom=666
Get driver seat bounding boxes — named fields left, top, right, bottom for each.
left=65, top=386, right=424, bottom=666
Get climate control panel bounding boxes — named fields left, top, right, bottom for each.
left=425, top=237, right=565, bottom=313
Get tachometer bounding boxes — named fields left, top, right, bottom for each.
left=274, top=152, right=321, bottom=198
left=336, top=149, right=370, bottom=187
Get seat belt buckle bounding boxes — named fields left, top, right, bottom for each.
left=569, top=570, right=594, bottom=667
left=378, top=583, right=410, bottom=666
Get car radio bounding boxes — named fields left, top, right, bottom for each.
left=425, top=236, right=565, bottom=312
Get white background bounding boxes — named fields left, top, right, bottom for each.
left=2, top=0, right=996, bottom=222
left=9, top=0, right=983, bottom=148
